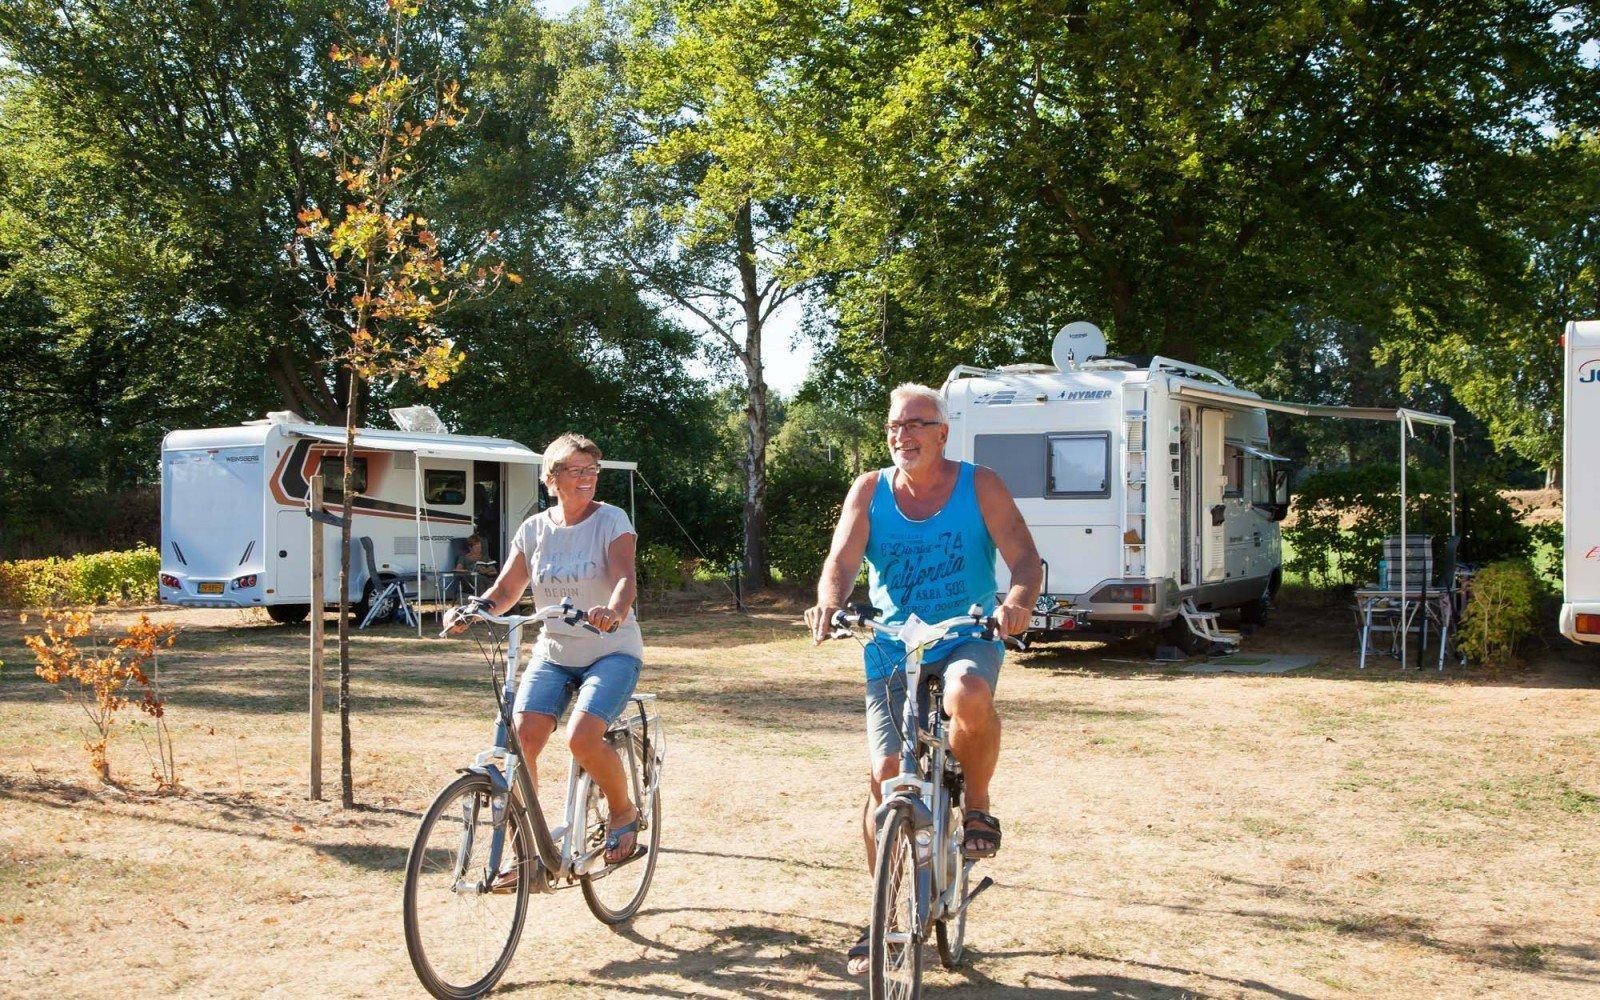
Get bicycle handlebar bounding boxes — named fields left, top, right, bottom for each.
left=830, top=603, right=1028, bottom=651
left=441, top=597, right=620, bottom=638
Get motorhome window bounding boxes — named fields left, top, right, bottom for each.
left=321, top=456, right=368, bottom=500
left=425, top=469, right=467, bottom=505
left=1250, top=459, right=1273, bottom=506
left=974, top=434, right=1047, bottom=498
left=1047, top=433, right=1111, bottom=498
left=1223, top=444, right=1244, bottom=497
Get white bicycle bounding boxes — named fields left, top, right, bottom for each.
left=831, top=603, right=1025, bottom=999
left=402, top=600, right=664, bottom=999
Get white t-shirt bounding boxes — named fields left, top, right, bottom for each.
left=510, top=502, right=644, bottom=666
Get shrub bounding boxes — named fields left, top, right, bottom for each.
left=637, top=543, right=689, bottom=596
left=1456, top=559, right=1542, bottom=670
left=0, top=545, right=160, bottom=608
left=24, top=610, right=178, bottom=786
left=767, top=457, right=851, bottom=586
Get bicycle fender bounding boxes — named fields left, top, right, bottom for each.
left=875, top=791, right=935, bottom=832
left=456, top=763, right=509, bottom=794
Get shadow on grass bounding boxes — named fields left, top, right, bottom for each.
left=501, top=904, right=1317, bottom=999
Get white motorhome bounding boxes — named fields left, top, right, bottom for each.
left=942, top=324, right=1292, bottom=641
left=1560, top=319, right=1600, bottom=646
left=159, top=411, right=635, bottom=624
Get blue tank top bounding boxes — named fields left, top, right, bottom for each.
left=862, top=461, right=1001, bottom=680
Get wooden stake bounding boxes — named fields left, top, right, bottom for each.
left=309, top=474, right=325, bottom=801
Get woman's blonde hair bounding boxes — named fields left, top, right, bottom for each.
left=541, top=432, right=603, bottom=483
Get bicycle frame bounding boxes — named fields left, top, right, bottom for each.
left=846, top=608, right=995, bottom=936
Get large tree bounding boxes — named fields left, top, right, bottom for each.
left=551, top=0, right=817, bottom=586
left=655, top=0, right=1598, bottom=389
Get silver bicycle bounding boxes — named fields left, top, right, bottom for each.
left=831, top=603, right=1023, bottom=1000
left=402, top=600, right=664, bottom=999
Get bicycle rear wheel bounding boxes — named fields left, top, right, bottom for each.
left=870, top=806, right=922, bottom=1000
left=403, top=772, right=532, bottom=999
left=580, top=730, right=661, bottom=924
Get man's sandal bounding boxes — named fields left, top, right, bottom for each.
left=846, top=926, right=871, bottom=976
left=962, top=808, right=1002, bottom=859
left=604, top=813, right=640, bottom=865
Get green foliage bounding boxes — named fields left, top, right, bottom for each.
left=765, top=452, right=851, bottom=587
left=1457, top=560, right=1543, bottom=670
left=1284, top=464, right=1533, bottom=586
left=0, top=545, right=160, bottom=608
left=636, top=542, right=689, bottom=596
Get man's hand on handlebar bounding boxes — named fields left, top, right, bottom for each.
left=993, top=602, right=1031, bottom=639
left=803, top=604, right=841, bottom=645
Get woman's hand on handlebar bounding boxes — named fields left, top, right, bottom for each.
left=442, top=597, right=490, bottom=637
left=585, top=604, right=623, bottom=634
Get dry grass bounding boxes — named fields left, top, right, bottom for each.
left=2, top=592, right=1598, bottom=998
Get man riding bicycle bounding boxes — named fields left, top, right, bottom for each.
left=804, top=382, right=1042, bottom=976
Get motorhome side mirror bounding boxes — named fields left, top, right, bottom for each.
left=1210, top=504, right=1226, bottom=526
left=1269, top=503, right=1290, bottom=522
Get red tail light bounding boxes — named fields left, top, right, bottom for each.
left=160, top=574, right=180, bottom=589
left=1577, top=614, right=1600, bottom=635
left=232, top=575, right=258, bottom=590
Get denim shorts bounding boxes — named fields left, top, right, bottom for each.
left=513, top=652, right=643, bottom=725
left=865, top=639, right=1001, bottom=764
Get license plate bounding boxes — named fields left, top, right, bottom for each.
left=198, top=582, right=224, bottom=595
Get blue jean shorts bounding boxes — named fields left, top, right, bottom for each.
left=865, top=639, right=1001, bottom=764
left=514, top=652, right=642, bottom=725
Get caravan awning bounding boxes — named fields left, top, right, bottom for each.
left=1169, top=384, right=1453, bottom=427
left=286, top=424, right=637, bottom=470
left=1242, top=445, right=1292, bottom=462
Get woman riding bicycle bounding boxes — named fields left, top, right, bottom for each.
left=446, top=432, right=644, bottom=869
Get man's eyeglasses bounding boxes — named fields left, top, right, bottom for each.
left=557, top=465, right=601, bottom=478
left=883, top=418, right=944, bottom=434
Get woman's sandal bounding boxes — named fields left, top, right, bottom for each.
left=962, top=808, right=1002, bottom=859
left=845, top=926, right=871, bottom=976
left=489, top=865, right=521, bottom=894
left=604, top=810, right=640, bottom=865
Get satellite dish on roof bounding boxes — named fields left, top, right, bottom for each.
left=1051, top=321, right=1107, bottom=371
left=389, top=405, right=448, bottom=434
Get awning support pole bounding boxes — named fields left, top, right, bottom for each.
left=1400, top=414, right=1409, bottom=670
left=415, top=462, right=424, bottom=639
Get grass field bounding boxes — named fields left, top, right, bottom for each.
left=2, top=588, right=1598, bottom=998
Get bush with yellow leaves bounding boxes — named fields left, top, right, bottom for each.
left=24, top=611, right=178, bottom=787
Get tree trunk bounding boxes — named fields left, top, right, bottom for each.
left=338, top=373, right=359, bottom=808
left=735, top=201, right=771, bottom=587
left=1546, top=463, right=1561, bottom=493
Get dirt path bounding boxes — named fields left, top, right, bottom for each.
left=1, top=595, right=1597, bottom=998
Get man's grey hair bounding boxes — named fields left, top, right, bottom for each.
left=888, top=383, right=947, bottom=422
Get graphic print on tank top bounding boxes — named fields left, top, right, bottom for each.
left=862, top=462, right=1000, bottom=680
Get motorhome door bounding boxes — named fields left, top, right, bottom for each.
left=1179, top=406, right=1195, bottom=586
left=473, top=460, right=504, bottom=563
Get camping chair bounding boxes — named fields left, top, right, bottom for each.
left=358, top=536, right=418, bottom=629
left=1357, top=535, right=1453, bottom=670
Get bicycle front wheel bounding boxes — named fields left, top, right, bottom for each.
left=870, top=806, right=923, bottom=1000
left=935, top=797, right=970, bottom=968
left=403, top=772, right=533, bottom=999
left=579, top=760, right=661, bottom=924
